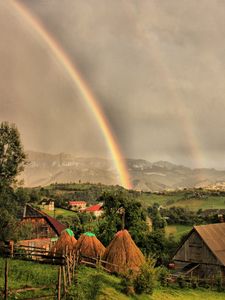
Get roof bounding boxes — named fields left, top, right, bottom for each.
left=69, top=201, right=86, bottom=205
left=85, top=204, right=103, bottom=212
left=23, top=204, right=66, bottom=236
left=194, top=223, right=225, bottom=266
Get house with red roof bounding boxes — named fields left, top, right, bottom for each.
left=69, top=201, right=87, bottom=210
left=85, top=203, right=104, bottom=217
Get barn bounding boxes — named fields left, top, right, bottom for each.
left=172, top=223, right=225, bottom=280
left=18, top=204, right=66, bottom=250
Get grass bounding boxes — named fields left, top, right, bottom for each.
left=152, top=287, right=225, bottom=300
left=0, top=258, right=58, bottom=299
left=41, top=207, right=77, bottom=217
left=1, top=258, right=225, bottom=299
left=165, top=224, right=192, bottom=241
left=137, top=193, right=225, bottom=211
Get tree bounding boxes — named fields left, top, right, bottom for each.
left=0, top=122, right=27, bottom=241
left=0, top=121, right=26, bottom=188
left=97, top=191, right=149, bottom=246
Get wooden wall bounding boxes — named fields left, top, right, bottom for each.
left=21, top=217, right=57, bottom=239
left=174, top=230, right=222, bottom=266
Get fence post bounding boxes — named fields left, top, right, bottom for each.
left=57, top=266, right=62, bottom=300
left=4, top=258, right=9, bottom=300
left=62, top=266, right=67, bottom=295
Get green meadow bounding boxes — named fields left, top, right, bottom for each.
left=0, top=258, right=224, bottom=299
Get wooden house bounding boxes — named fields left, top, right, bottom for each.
left=172, top=223, right=225, bottom=280
left=18, top=204, right=66, bottom=250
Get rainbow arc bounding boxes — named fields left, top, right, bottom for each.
left=11, top=0, right=132, bottom=189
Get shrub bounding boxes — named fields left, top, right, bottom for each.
left=134, top=258, right=157, bottom=295
left=120, top=270, right=135, bottom=296
left=177, top=274, right=188, bottom=288
left=157, top=266, right=170, bottom=286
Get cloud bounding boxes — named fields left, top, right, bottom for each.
left=1, top=0, right=225, bottom=168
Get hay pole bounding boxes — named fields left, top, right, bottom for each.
left=62, top=266, right=67, bottom=295
left=4, top=258, right=9, bottom=300
left=66, top=255, right=72, bottom=286
left=57, top=266, right=62, bottom=300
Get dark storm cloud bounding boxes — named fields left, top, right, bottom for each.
left=1, top=0, right=225, bottom=168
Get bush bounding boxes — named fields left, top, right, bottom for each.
left=157, top=266, right=170, bottom=286
left=177, top=274, right=188, bottom=288
left=120, top=270, right=135, bottom=296
left=134, top=258, right=157, bottom=295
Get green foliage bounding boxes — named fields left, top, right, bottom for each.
left=157, top=266, right=170, bottom=287
left=177, top=274, right=188, bottom=288
left=0, top=186, right=21, bottom=241
left=160, top=206, right=204, bottom=225
left=148, top=203, right=166, bottom=231
left=0, top=258, right=57, bottom=289
left=98, top=190, right=148, bottom=246
left=120, top=270, right=135, bottom=296
left=17, top=222, right=34, bottom=240
left=134, top=258, right=157, bottom=295
left=0, top=121, right=26, bottom=188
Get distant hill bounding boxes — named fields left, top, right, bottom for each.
left=21, top=151, right=225, bottom=191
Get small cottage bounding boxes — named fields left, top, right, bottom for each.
left=172, top=223, right=225, bottom=280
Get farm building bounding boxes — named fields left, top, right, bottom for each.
left=85, top=203, right=104, bottom=217
left=172, top=223, right=225, bottom=280
left=18, top=204, right=66, bottom=250
left=40, top=199, right=55, bottom=211
left=69, top=201, right=86, bottom=210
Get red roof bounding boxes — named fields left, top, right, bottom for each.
left=85, top=204, right=103, bottom=212
left=43, top=213, right=66, bottom=236
left=69, top=201, right=86, bottom=206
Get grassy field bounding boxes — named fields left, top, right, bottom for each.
left=165, top=224, right=192, bottom=240
left=41, top=207, right=77, bottom=218
left=0, top=258, right=224, bottom=299
left=138, top=193, right=225, bottom=211
left=0, top=258, right=57, bottom=299
left=151, top=288, right=225, bottom=300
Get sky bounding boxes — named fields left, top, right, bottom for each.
left=1, top=0, right=225, bottom=169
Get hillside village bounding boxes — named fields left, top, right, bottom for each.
left=1, top=123, right=225, bottom=299
left=2, top=183, right=225, bottom=297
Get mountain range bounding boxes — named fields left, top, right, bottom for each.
left=21, top=151, right=225, bottom=191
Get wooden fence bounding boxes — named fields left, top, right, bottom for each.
left=0, top=243, right=119, bottom=300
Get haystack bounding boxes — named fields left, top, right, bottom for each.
left=51, top=228, right=77, bottom=255
left=103, top=229, right=145, bottom=273
left=75, top=232, right=105, bottom=259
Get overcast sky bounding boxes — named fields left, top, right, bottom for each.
left=1, top=0, right=225, bottom=169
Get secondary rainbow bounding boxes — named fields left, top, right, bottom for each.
left=11, top=0, right=132, bottom=189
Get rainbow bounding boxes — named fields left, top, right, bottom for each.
left=132, top=3, right=205, bottom=170
left=10, top=0, right=132, bottom=189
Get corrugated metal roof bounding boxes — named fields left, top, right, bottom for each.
left=194, top=223, right=225, bottom=266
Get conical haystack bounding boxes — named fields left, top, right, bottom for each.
left=103, top=229, right=145, bottom=273
left=51, top=228, right=77, bottom=255
left=75, top=232, right=105, bottom=259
